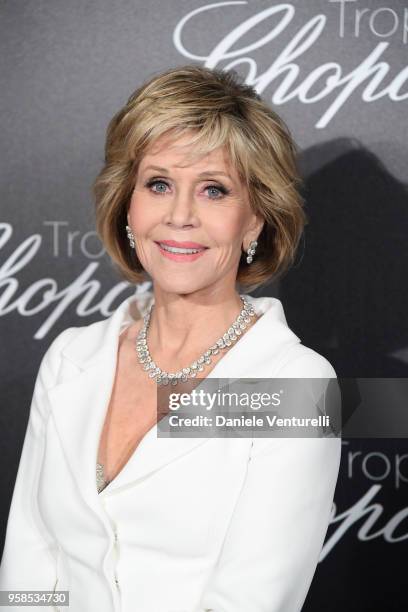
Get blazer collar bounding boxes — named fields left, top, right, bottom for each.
left=60, top=293, right=145, bottom=370
left=47, top=292, right=300, bottom=506
left=60, top=291, right=300, bottom=372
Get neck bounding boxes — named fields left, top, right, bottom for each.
left=145, top=287, right=248, bottom=369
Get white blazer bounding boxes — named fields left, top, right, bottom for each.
left=0, top=293, right=341, bottom=612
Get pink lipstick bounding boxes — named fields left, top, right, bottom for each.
left=154, top=240, right=208, bottom=263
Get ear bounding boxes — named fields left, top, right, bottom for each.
left=243, top=213, right=264, bottom=251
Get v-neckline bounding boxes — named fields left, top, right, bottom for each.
left=95, top=322, right=134, bottom=494
left=95, top=294, right=269, bottom=495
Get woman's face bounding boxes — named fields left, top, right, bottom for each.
left=127, top=132, right=264, bottom=296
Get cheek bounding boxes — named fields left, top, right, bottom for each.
left=128, top=194, right=157, bottom=234
left=207, top=210, right=246, bottom=245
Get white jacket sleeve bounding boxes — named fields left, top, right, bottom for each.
left=0, top=328, right=77, bottom=599
left=195, top=352, right=342, bottom=612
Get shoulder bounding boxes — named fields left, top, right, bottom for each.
left=250, top=342, right=341, bottom=464
left=250, top=342, right=341, bottom=456
left=36, top=326, right=82, bottom=390
left=243, top=295, right=337, bottom=379
left=28, top=327, right=84, bottom=422
left=275, top=343, right=337, bottom=379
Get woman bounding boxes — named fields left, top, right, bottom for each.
left=0, top=65, right=341, bottom=612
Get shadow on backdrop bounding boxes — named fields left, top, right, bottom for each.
left=254, top=139, right=408, bottom=612
left=288, top=138, right=407, bottom=377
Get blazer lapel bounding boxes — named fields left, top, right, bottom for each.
left=46, top=293, right=301, bottom=504
left=46, top=295, right=212, bottom=504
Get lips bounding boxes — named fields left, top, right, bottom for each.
left=154, top=240, right=208, bottom=262
left=155, top=240, right=208, bottom=249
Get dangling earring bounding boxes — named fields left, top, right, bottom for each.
left=246, top=240, right=257, bottom=264
left=126, top=224, right=135, bottom=248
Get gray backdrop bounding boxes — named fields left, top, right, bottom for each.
left=1, top=1, right=407, bottom=610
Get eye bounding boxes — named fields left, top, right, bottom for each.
left=144, top=178, right=231, bottom=199
left=205, top=184, right=230, bottom=199
left=145, top=179, right=169, bottom=195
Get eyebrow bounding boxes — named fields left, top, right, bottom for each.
left=142, top=165, right=233, bottom=179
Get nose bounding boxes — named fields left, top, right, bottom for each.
left=163, top=186, right=199, bottom=229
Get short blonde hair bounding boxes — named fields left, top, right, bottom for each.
left=93, top=64, right=306, bottom=292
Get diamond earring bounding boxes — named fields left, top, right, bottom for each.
left=246, top=240, right=257, bottom=264
left=126, top=224, right=135, bottom=248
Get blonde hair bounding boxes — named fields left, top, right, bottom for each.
left=93, top=64, right=306, bottom=292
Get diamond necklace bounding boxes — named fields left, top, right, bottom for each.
left=135, top=295, right=256, bottom=386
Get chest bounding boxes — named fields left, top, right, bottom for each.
left=96, top=346, right=159, bottom=485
